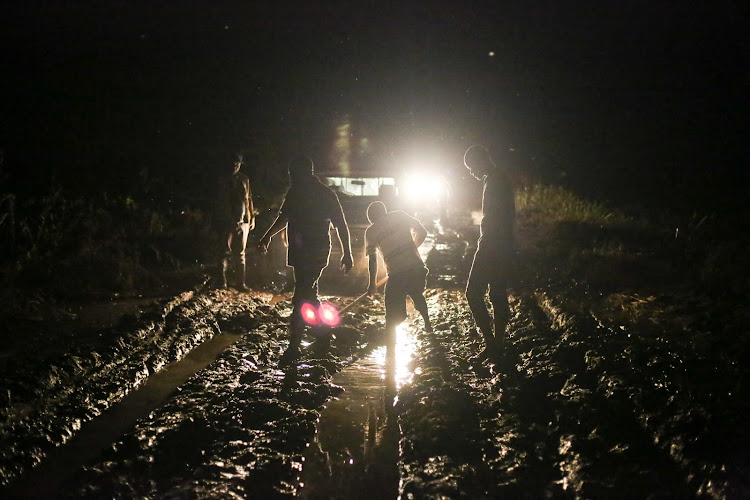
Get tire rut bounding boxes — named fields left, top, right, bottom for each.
left=0, top=289, right=269, bottom=489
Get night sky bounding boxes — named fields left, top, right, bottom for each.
left=1, top=1, right=746, bottom=211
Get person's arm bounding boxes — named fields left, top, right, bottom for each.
left=367, top=253, right=378, bottom=295
left=330, top=195, right=353, bottom=274
left=257, top=214, right=287, bottom=254
left=407, top=214, right=428, bottom=248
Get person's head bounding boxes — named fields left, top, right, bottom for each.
left=288, top=156, right=315, bottom=182
left=367, top=201, right=387, bottom=223
left=463, top=144, right=494, bottom=180
left=233, top=154, right=244, bottom=174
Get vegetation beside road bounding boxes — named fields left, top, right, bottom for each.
left=1, top=175, right=745, bottom=320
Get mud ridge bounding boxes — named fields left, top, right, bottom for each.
left=537, top=290, right=747, bottom=498
left=533, top=291, right=692, bottom=498
left=0, top=289, right=267, bottom=487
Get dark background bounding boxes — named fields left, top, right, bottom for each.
left=1, top=1, right=747, bottom=214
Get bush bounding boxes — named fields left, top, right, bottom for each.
left=0, top=187, right=218, bottom=299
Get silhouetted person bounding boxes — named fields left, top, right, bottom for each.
left=222, top=154, right=255, bottom=289
left=258, top=156, right=353, bottom=367
left=463, top=145, right=516, bottom=361
left=365, top=201, right=433, bottom=378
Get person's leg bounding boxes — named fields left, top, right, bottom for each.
left=281, top=263, right=323, bottom=365
left=287, top=267, right=305, bottom=353
left=239, top=223, right=250, bottom=289
left=222, top=230, right=234, bottom=288
left=488, top=249, right=514, bottom=352
left=406, top=268, right=432, bottom=332
left=488, top=282, right=510, bottom=351
left=410, top=294, right=432, bottom=332
left=466, top=248, right=494, bottom=349
left=291, top=264, right=322, bottom=329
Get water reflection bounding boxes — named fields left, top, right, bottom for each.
left=372, top=323, right=418, bottom=391
left=299, top=320, right=418, bottom=498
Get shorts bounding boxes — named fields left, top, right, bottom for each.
left=385, top=266, right=428, bottom=324
left=466, top=243, right=514, bottom=301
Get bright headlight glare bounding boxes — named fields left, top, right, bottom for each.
left=402, top=174, right=442, bottom=202
left=427, top=178, right=442, bottom=200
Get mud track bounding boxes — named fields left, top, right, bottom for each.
left=1, top=230, right=748, bottom=498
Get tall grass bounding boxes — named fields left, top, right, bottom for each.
left=513, top=184, right=656, bottom=291
left=515, top=184, right=629, bottom=226
left=514, top=184, right=748, bottom=296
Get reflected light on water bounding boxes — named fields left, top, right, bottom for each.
left=372, top=323, right=418, bottom=389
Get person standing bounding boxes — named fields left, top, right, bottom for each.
left=222, top=154, right=255, bottom=289
left=463, top=144, right=517, bottom=361
left=365, top=201, right=433, bottom=377
left=257, top=156, right=353, bottom=366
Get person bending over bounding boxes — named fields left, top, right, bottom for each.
left=365, top=201, right=433, bottom=376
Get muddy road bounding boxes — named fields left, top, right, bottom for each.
left=1, top=224, right=748, bottom=498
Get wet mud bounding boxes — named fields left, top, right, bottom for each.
left=59, top=296, right=390, bottom=498
left=394, top=234, right=749, bottom=499
left=10, top=327, right=249, bottom=496
left=1, top=226, right=748, bottom=498
left=1, top=290, right=267, bottom=489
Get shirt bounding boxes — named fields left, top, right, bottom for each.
left=230, top=172, right=252, bottom=223
left=365, top=210, right=425, bottom=275
left=479, top=171, right=516, bottom=253
left=279, top=176, right=347, bottom=267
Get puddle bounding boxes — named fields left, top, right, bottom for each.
left=300, top=324, right=418, bottom=499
